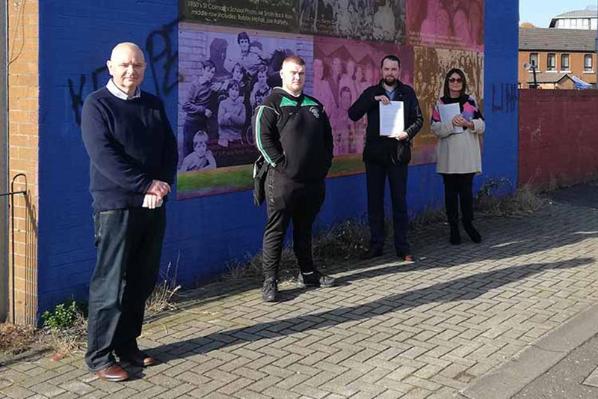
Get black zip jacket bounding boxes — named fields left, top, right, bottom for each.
left=253, top=88, right=333, bottom=182
left=348, top=80, right=423, bottom=165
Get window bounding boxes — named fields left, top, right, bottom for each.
left=547, top=53, right=556, bottom=71
left=584, top=54, right=593, bottom=72
left=561, top=54, right=570, bottom=71
left=529, top=53, right=538, bottom=68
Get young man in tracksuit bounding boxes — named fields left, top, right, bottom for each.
left=253, top=55, right=335, bottom=302
left=348, top=55, right=423, bottom=261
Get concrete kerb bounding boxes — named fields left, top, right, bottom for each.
left=459, top=301, right=598, bottom=399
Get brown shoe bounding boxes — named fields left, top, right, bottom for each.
left=398, top=253, right=415, bottom=262
left=118, top=350, right=157, bottom=367
left=95, top=364, right=129, bottom=382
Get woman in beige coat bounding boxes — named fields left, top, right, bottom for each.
left=431, top=68, right=485, bottom=245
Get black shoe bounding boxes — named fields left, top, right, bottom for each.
left=463, top=222, right=482, bottom=243
left=262, top=278, right=278, bottom=302
left=297, top=271, right=336, bottom=288
left=449, top=224, right=461, bottom=245
left=360, top=247, right=383, bottom=260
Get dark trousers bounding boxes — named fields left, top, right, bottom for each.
left=85, top=207, right=166, bottom=371
left=441, top=173, right=475, bottom=225
left=365, top=161, right=410, bottom=254
left=262, top=169, right=325, bottom=279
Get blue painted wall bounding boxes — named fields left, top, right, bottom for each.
left=37, top=0, right=518, bottom=316
left=481, top=1, right=519, bottom=192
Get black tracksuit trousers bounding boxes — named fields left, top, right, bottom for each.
left=262, top=168, right=325, bottom=279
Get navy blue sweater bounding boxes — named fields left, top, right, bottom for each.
left=81, top=87, right=178, bottom=211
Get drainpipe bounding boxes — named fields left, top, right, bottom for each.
left=0, top=0, right=9, bottom=322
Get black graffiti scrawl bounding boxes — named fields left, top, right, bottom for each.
left=67, top=18, right=180, bottom=126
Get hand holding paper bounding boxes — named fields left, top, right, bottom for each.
left=379, top=101, right=404, bottom=136
left=142, top=194, right=163, bottom=209
left=438, top=103, right=463, bottom=133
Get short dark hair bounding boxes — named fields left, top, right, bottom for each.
left=227, top=81, right=240, bottom=91
left=283, top=55, right=305, bottom=67
left=443, top=68, right=468, bottom=98
left=237, top=32, right=250, bottom=43
left=381, top=55, right=401, bottom=68
left=202, top=60, right=216, bottom=71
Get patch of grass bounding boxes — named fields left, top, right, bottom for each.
left=0, top=323, right=40, bottom=356
left=146, top=261, right=182, bottom=315
left=39, top=300, right=88, bottom=359
left=477, top=184, right=546, bottom=216
left=223, top=219, right=369, bottom=282
left=43, top=311, right=87, bottom=360
left=312, top=219, right=369, bottom=261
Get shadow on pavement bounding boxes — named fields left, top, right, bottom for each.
left=162, top=184, right=598, bottom=318
left=547, top=181, right=598, bottom=209
left=152, top=256, right=593, bottom=362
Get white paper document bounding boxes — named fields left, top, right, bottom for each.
left=438, top=102, right=463, bottom=133
left=379, top=101, right=404, bottom=136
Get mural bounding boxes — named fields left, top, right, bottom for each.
left=312, top=37, right=414, bottom=170
left=407, top=0, right=484, bottom=51
left=413, top=46, right=484, bottom=164
left=180, top=0, right=298, bottom=32
left=177, top=0, right=485, bottom=199
left=177, top=23, right=312, bottom=198
left=299, top=0, right=406, bottom=42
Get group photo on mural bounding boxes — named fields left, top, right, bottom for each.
left=177, top=0, right=484, bottom=200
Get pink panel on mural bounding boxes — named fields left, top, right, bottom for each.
left=407, top=0, right=484, bottom=51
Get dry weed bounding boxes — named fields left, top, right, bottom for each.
left=146, top=261, right=182, bottom=315
left=0, top=323, right=40, bottom=355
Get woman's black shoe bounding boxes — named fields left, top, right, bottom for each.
left=450, top=224, right=461, bottom=245
left=463, top=222, right=482, bottom=243
left=360, top=248, right=383, bottom=260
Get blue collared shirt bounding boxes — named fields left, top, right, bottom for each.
left=106, top=79, right=141, bottom=100
left=384, top=86, right=398, bottom=101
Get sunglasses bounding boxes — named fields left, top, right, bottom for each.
left=449, top=78, right=463, bottom=83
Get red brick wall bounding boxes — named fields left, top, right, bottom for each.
left=519, top=90, right=598, bottom=189
left=8, top=0, right=38, bottom=325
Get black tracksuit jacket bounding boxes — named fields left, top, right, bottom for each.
left=253, top=88, right=333, bottom=183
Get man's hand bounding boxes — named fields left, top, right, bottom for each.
left=374, top=95, right=391, bottom=105
left=147, top=179, right=170, bottom=198
left=389, top=131, right=409, bottom=141
left=142, top=194, right=163, bottom=209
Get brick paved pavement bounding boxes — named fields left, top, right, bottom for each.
left=1, top=183, right=598, bottom=398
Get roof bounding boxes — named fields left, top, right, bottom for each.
left=519, top=27, right=598, bottom=51
left=549, top=8, right=598, bottom=28
left=527, top=72, right=570, bottom=84
left=554, top=9, right=598, bottom=19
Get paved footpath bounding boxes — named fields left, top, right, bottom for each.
left=1, top=182, right=598, bottom=399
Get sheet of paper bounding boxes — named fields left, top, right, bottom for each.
left=438, top=102, right=463, bottom=133
left=379, top=101, right=404, bottom=136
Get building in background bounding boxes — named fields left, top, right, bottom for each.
left=549, top=7, right=598, bottom=30
left=519, top=27, right=597, bottom=88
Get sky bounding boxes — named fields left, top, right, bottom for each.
left=519, top=0, right=598, bottom=27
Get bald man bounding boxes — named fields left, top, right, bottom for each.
left=81, top=42, right=177, bottom=382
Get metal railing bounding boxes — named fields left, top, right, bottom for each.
left=0, top=173, right=28, bottom=323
